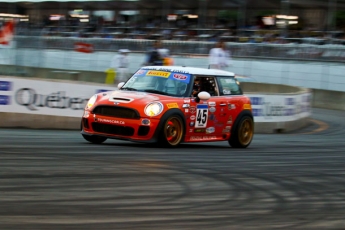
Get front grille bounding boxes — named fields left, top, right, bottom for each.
left=92, top=123, right=134, bottom=136
left=93, top=106, right=140, bottom=119
left=138, top=126, right=150, bottom=136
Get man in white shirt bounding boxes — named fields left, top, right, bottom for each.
left=110, top=49, right=130, bottom=83
left=208, top=41, right=231, bottom=70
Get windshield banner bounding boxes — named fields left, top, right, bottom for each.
left=134, top=69, right=191, bottom=84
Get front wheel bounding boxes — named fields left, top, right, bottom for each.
left=228, top=115, right=254, bottom=148
left=158, top=115, right=184, bottom=147
left=82, top=134, right=107, bottom=144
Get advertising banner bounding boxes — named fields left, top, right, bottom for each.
left=248, top=93, right=312, bottom=122
left=1, top=77, right=312, bottom=122
left=0, top=77, right=116, bottom=117
left=74, top=42, right=94, bottom=53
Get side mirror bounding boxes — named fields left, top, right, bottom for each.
left=196, top=91, right=211, bottom=103
left=117, top=82, right=125, bottom=89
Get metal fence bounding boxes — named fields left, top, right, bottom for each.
left=14, top=36, right=345, bottom=62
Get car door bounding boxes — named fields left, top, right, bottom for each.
left=204, top=94, right=233, bottom=137
left=215, top=76, right=245, bottom=134
left=184, top=76, right=231, bottom=140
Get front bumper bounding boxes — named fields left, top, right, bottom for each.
left=81, top=115, right=160, bottom=143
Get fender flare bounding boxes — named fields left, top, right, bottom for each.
left=152, top=109, right=186, bottom=142
left=231, top=110, right=254, bottom=136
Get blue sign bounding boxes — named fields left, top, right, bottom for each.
left=0, top=81, right=12, bottom=91
left=169, top=73, right=191, bottom=84
left=196, top=104, right=208, bottom=109
left=0, top=95, right=10, bottom=105
left=285, top=98, right=295, bottom=106
left=252, top=108, right=262, bottom=117
left=285, top=108, right=294, bottom=116
left=250, top=97, right=264, bottom=105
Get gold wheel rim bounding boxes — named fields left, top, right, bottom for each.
left=165, top=117, right=183, bottom=145
left=238, top=118, right=253, bottom=146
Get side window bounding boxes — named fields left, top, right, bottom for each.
left=217, top=77, right=242, bottom=95
left=192, top=76, right=218, bottom=97
left=202, top=77, right=217, bottom=96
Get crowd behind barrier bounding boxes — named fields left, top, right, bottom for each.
left=14, top=36, right=345, bottom=62
left=14, top=23, right=345, bottom=42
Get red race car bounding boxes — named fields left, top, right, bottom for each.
left=81, top=66, right=254, bottom=148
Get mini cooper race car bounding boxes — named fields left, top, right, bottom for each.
left=81, top=66, right=254, bottom=148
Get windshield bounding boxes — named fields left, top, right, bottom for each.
left=121, top=68, right=191, bottom=97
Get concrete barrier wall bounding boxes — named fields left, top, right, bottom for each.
left=311, top=89, right=345, bottom=111
left=0, top=65, right=107, bottom=83
left=240, top=82, right=312, bottom=133
left=240, top=82, right=307, bottom=94
left=254, top=117, right=310, bottom=134
left=0, top=76, right=315, bottom=134
left=0, top=113, right=80, bottom=130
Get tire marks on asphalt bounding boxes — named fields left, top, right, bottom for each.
left=0, top=108, right=345, bottom=229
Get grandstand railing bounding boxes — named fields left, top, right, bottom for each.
left=14, top=36, right=345, bottom=62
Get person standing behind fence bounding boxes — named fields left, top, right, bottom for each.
left=158, top=48, right=174, bottom=66
left=109, top=49, right=130, bottom=84
left=144, top=40, right=164, bottom=66
left=208, top=40, right=232, bottom=70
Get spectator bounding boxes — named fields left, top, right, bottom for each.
left=110, top=49, right=130, bottom=83
left=208, top=40, right=231, bottom=70
left=144, top=40, right=164, bottom=66
left=158, top=48, right=174, bottom=66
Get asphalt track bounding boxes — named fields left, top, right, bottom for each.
left=0, top=108, right=344, bottom=230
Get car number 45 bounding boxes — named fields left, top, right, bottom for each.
left=195, top=105, right=208, bottom=128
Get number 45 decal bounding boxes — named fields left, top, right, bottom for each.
left=195, top=105, right=208, bottom=128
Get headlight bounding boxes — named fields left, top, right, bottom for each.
left=86, top=94, right=97, bottom=109
left=144, top=102, right=163, bottom=117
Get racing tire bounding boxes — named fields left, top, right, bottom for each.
left=82, top=134, right=107, bottom=144
left=228, top=115, right=254, bottom=148
left=158, top=115, right=184, bottom=147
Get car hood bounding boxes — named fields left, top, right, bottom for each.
left=96, top=90, right=174, bottom=106
left=93, top=90, right=182, bottom=118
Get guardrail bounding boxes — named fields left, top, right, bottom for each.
left=14, top=36, right=345, bottom=62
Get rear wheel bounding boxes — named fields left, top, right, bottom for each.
left=82, top=134, right=107, bottom=144
left=229, top=115, right=254, bottom=148
left=159, top=115, right=184, bottom=147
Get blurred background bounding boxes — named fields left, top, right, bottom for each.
left=1, top=2, right=345, bottom=229
left=1, top=0, right=345, bottom=91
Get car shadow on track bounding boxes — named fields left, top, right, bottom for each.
left=81, top=141, right=232, bottom=149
